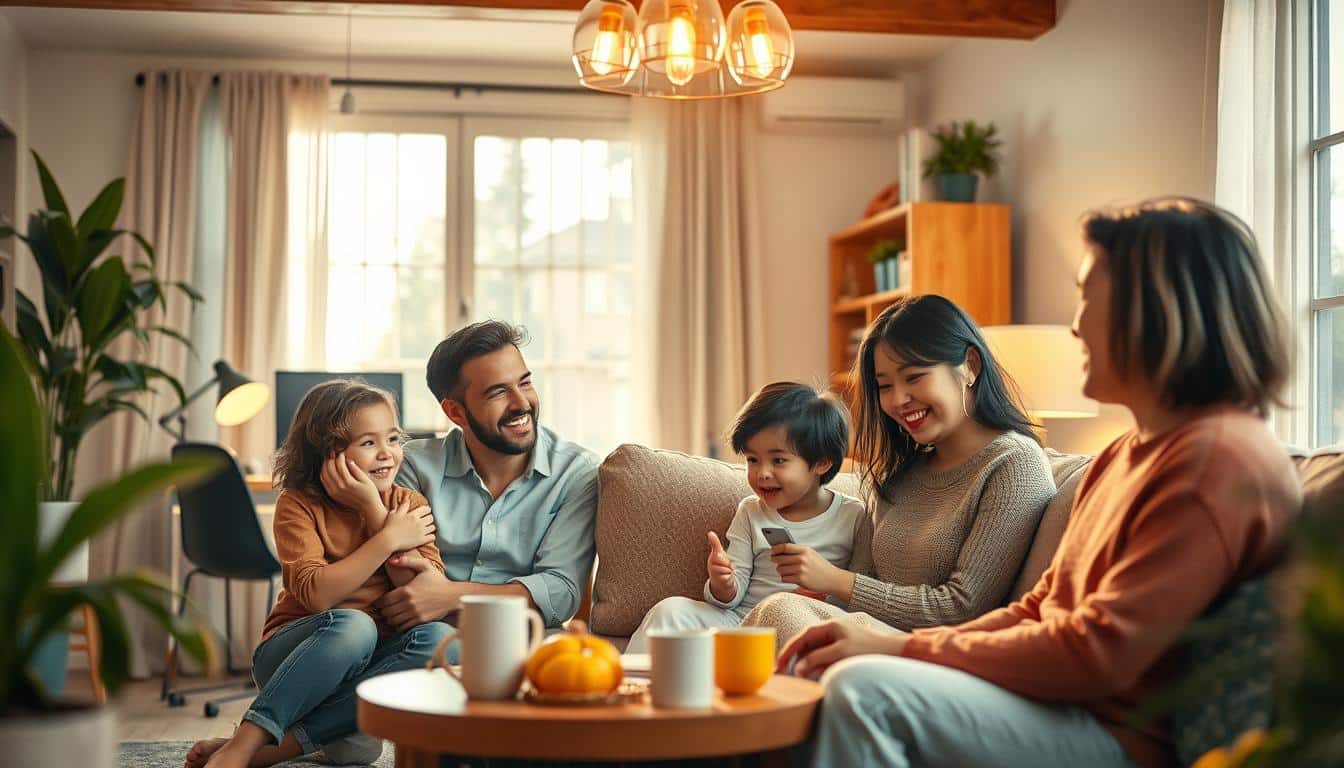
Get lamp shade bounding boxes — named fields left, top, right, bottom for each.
left=982, top=325, right=1098, bottom=419
left=212, top=360, right=270, bottom=427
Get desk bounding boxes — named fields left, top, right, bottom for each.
left=245, top=474, right=272, bottom=492
left=168, top=504, right=277, bottom=673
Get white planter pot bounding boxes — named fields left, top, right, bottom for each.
left=39, top=501, right=89, bottom=583
left=0, top=705, right=116, bottom=768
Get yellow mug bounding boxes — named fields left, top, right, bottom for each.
left=714, top=627, right=776, bottom=695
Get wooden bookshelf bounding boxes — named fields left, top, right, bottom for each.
left=829, top=202, right=1012, bottom=403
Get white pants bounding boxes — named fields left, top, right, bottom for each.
left=804, top=655, right=1136, bottom=768
left=625, top=596, right=749, bottom=654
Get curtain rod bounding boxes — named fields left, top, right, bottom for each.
left=133, top=72, right=598, bottom=97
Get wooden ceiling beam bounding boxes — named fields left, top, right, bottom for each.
left=5, top=1, right=1056, bottom=39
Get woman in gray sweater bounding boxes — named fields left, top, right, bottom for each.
left=744, top=295, right=1055, bottom=642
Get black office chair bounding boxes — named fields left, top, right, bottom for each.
left=162, top=442, right=282, bottom=717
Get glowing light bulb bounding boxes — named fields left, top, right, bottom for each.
left=665, top=11, right=698, bottom=86
left=590, top=7, right=626, bottom=77
left=744, top=8, right=774, bottom=78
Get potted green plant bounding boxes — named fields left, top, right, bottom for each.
left=0, top=151, right=202, bottom=697
left=922, top=120, right=1002, bottom=203
left=0, top=151, right=201, bottom=504
left=866, top=239, right=904, bottom=293
left=0, top=323, right=218, bottom=767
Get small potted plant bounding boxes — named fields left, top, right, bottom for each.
left=922, top=120, right=1001, bottom=203
left=0, top=324, right=219, bottom=767
left=866, top=239, right=904, bottom=293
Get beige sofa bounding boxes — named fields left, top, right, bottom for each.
left=578, top=442, right=1344, bottom=644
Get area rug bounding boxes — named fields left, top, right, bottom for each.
left=118, top=740, right=395, bottom=768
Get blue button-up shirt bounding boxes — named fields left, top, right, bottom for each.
left=395, top=425, right=598, bottom=627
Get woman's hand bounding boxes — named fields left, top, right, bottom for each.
left=321, top=452, right=383, bottom=519
left=777, top=618, right=907, bottom=679
left=380, top=501, right=436, bottom=552
left=770, top=543, right=847, bottom=595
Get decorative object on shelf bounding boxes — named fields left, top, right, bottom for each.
left=922, top=120, right=1001, bottom=203
left=981, top=325, right=1098, bottom=439
left=866, top=239, right=904, bottom=293
left=572, top=0, right=794, bottom=99
left=0, top=152, right=203, bottom=502
left=862, top=180, right=900, bottom=219
left=156, top=359, right=270, bottom=443
left=0, top=323, right=217, bottom=766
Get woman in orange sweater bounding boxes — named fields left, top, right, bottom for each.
left=778, top=198, right=1301, bottom=768
left=185, top=380, right=448, bottom=768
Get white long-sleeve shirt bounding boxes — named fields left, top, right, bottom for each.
left=704, top=489, right=867, bottom=613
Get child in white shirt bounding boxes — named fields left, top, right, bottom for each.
left=626, top=382, right=865, bottom=653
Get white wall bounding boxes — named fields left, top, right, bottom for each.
left=753, top=122, right=902, bottom=388
left=908, top=0, right=1222, bottom=454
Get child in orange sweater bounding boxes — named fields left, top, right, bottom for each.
left=185, top=380, right=450, bottom=768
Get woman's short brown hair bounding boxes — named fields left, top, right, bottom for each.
left=272, top=379, right=402, bottom=496
left=1081, top=197, right=1290, bottom=416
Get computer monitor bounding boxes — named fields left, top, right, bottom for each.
left=274, top=371, right=405, bottom=449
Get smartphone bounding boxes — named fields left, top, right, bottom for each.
left=760, top=527, right=795, bottom=547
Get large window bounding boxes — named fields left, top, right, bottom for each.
left=1315, top=1, right=1344, bottom=445
left=323, top=116, right=634, bottom=456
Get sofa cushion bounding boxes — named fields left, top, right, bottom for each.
left=1006, top=449, right=1091, bottom=602
left=1291, top=444, right=1344, bottom=518
left=589, top=444, right=861, bottom=636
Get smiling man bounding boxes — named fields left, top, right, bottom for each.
left=375, top=320, right=599, bottom=633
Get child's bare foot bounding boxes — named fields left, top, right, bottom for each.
left=202, top=739, right=255, bottom=768
left=184, top=738, right=227, bottom=768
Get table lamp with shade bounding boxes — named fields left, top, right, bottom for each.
left=158, top=359, right=270, bottom=442
left=981, top=325, right=1098, bottom=439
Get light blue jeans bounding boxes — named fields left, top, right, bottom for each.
left=803, top=656, right=1137, bottom=768
left=244, top=608, right=452, bottom=754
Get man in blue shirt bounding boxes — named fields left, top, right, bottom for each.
left=357, top=320, right=599, bottom=630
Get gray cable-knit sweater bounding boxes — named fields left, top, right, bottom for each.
left=845, top=430, right=1055, bottom=630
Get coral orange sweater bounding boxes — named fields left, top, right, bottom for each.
left=901, top=408, right=1300, bottom=767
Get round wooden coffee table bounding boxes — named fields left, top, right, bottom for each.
left=357, top=668, right=822, bottom=766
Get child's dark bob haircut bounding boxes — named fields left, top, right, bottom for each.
left=728, top=382, right=849, bottom=485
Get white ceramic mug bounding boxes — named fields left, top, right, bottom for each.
left=429, top=595, right=544, bottom=700
left=649, top=629, right=715, bottom=709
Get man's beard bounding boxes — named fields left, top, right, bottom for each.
left=465, top=403, right=538, bottom=456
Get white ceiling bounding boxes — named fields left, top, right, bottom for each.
left=0, top=7, right=956, bottom=76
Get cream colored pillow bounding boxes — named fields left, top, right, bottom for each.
left=590, top=443, right=862, bottom=636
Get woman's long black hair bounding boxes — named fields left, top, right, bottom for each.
left=852, top=294, right=1038, bottom=503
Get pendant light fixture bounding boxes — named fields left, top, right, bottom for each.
left=573, top=0, right=793, bottom=99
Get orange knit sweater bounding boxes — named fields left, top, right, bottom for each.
left=261, top=485, right=444, bottom=642
left=900, top=407, right=1300, bottom=767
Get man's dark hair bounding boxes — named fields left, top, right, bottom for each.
left=426, top=320, right=529, bottom=403
left=728, top=382, right=850, bottom=485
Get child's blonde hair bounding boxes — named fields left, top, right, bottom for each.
left=272, top=379, right=402, bottom=497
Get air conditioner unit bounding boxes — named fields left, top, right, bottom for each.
left=757, top=77, right=904, bottom=133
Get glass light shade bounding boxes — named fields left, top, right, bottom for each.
left=981, top=325, right=1100, bottom=419
left=572, top=0, right=640, bottom=88
left=213, top=360, right=270, bottom=427
left=725, top=0, right=793, bottom=87
left=638, top=0, right=725, bottom=86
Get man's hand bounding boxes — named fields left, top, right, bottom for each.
left=776, top=619, right=907, bottom=679
left=320, top=452, right=383, bottom=520
left=374, top=558, right=461, bottom=632
left=706, top=532, right=737, bottom=603
left=771, top=543, right=844, bottom=595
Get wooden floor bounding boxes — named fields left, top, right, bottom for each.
left=66, top=671, right=256, bottom=741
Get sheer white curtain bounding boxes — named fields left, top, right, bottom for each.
left=631, top=98, right=766, bottom=456
left=84, top=70, right=213, bottom=677
left=1215, top=0, right=1300, bottom=441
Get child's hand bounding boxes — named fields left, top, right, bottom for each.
left=382, top=502, right=436, bottom=552
left=706, top=532, right=736, bottom=602
left=321, top=452, right=382, bottom=517
left=771, top=544, right=842, bottom=595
